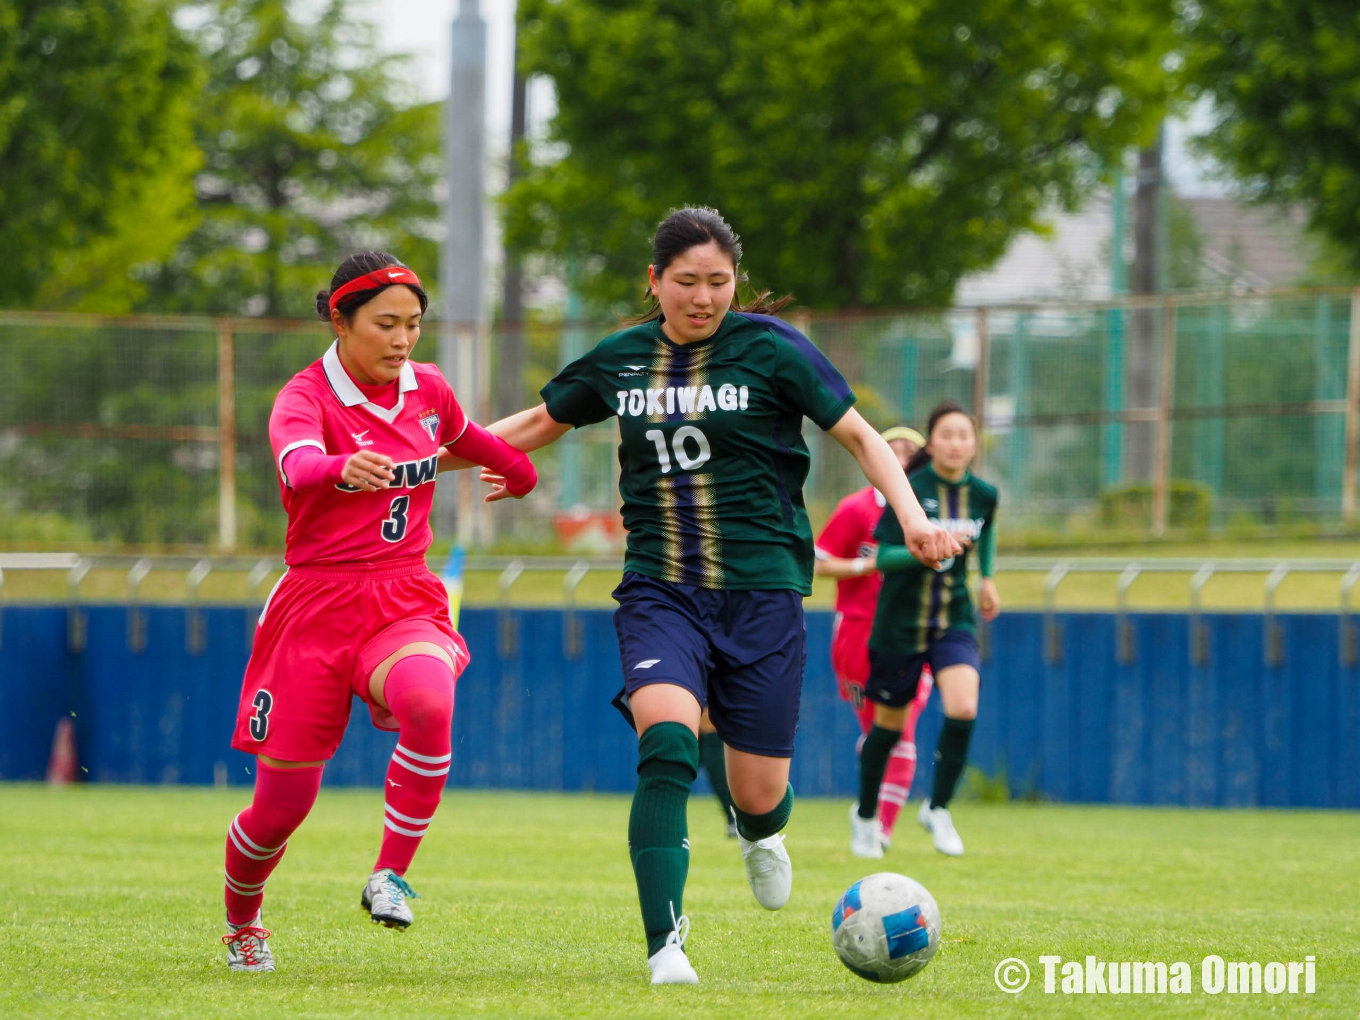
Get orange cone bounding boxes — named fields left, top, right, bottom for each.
left=46, top=717, right=79, bottom=784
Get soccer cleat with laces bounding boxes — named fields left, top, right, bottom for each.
left=737, top=831, right=792, bottom=910
left=918, top=799, right=964, bottom=856
left=647, top=908, right=698, bottom=985
left=361, top=868, right=419, bottom=929
left=222, top=913, right=275, bottom=973
left=849, top=803, right=884, bottom=859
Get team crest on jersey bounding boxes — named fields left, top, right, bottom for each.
left=419, top=409, right=441, bottom=440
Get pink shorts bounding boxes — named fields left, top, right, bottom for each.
left=231, top=555, right=469, bottom=762
left=832, top=614, right=934, bottom=734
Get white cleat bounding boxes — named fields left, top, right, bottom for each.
left=362, top=868, right=419, bottom=929
left=918, top=799, right=964, bottom=856
left=876, top=822, right=893, bottom=852
left=737, top=831, right=792, bottom=910
left=222, top=913, right=275, bottom=973
left=647, top=913, right=698, bottom=985
left=849, top=803, right=884, bottom=859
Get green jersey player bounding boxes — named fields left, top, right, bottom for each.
left=470, top=207, right=959, bottom=984
left=852, top=400, right=1000, bottom=860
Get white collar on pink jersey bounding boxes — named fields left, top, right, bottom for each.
left=322, top=341, right=418, bottom=424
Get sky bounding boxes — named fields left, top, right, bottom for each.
left=364, top=0, right=527, bottom=154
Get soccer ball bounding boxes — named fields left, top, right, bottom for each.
left=831, top=872, right=942, bottom=983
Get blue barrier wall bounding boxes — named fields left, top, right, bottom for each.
left=2, top=605, right=1358, bottom=807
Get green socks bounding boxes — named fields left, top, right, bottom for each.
left=858, top=725, right=900, bottom=819
left=931, top=716, right=975, bottom=809
left=630, top=722, right=699, bottom=956
left=698, top=731, right=735, bottom=824
left=733, top=783, right=794, bottom=841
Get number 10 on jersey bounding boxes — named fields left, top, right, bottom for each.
left=645, top=426, right=711, bottom=474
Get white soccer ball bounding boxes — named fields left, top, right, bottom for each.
left=831, top=872, right=942, bottom=983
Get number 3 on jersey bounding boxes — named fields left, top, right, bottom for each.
left=382, top=495, right=410, bottom=542
left=646, top=426, right=711, bottom=474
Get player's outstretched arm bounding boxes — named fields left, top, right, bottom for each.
left=814, top=551, right=877, bottom=579
left=444, top=421, right=538, bottom=498
left=437, top=404, right=571, bottom=476
left=828, top=408, right=961, bottom=569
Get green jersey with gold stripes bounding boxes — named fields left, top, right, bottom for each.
left=870, top=464, right=999, bottom=653
left=540, top=311, right=855, bottom=593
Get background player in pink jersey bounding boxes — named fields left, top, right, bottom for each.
left=220, top=252, right=537, bottom=973
left=814, top=425, right=933, bottom=852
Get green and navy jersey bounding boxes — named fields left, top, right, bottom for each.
left=540, top=311, right=855, bottom=594
left=870, top=464, right=999, bottom=654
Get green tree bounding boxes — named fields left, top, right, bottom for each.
left=505, top=0, right=1176, bottom=311
left=0, top=0, right=202, bottom=313
left=1182, top=1, right=1360, bottom=275
left=149, top=0, right=442, bottom=317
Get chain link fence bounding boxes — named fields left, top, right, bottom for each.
left=2, top=287, right=1357, bottom=554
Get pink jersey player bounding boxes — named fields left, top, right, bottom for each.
left=220, top=253, right=537, bottom=973
left=813, top=426, right=932, bottom=848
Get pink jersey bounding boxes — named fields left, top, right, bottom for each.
left=269, top=343, right=467, bottom=566
left=814, top=486, right=886, bottom=620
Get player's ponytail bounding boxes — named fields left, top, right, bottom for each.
left=907, top=399, right=973, bottom=476
left=317, top=251, right=429, bottom=322
left=622, top=206, right=791, bottom=324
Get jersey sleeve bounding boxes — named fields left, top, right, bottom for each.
left=269, top=382, right=327, bottom=488
left=430, top=367, right=470, bottom=446
left=872, top=507, right=926, bottom=574
left=765, top=317, right=855, bottom=430
left=540, top=346, right=616, bottom=428
left=815, top=499, right=863, bottom=559
left=978, top=490, right=999, bottom=577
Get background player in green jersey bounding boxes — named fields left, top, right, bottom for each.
left=475, top=206, right=959, bottom=984
left=852, top=399, right=1000, bottom=859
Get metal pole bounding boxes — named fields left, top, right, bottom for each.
left=1343, top=288, right=1360, bottom=521
left=441, top=0, right=488, bottom=545
left=972, top=306, right=989, bottom=475
left=1151, top=296, right=1177, bottom=536
left=1104, top=170, right=1127, bottom=488
left=217, top=321, right=237, bottom=554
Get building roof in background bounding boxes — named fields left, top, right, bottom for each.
left=1182, top=197, right=1318, bottom=291
left=954, top=193, right=1116, bottom=305
left=954, top=191, right=1319, bottom=306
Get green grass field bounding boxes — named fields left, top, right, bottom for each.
left=2, top=786, right=1355, bottom=1019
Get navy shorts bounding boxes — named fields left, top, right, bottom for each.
left=611, top=572, right=806, bottom=758
left=867, top=630, right=981, bottom=708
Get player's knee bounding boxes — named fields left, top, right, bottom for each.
left=637, top=721, right=699, bottom=784
left=385, top=655, right=456, bottom=735
left=398, top=684, right=454, bottom=732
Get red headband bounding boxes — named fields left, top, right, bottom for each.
left=327, top=266, right=423, bottom=311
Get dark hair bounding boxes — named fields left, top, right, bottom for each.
left=315, top=251, right=429, bottom=322
left=905, top=399, right=975, bottom=476
left=623, top=206, right=791, bottom=324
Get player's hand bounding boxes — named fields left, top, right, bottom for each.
left=479, top=457, right=537, bottom=501
left=342, top=451, right=396, bottom=490
left=479, top=468, right=517, bottom=502
left=857, top=551, right=877, bottom=575
left=904, top=519, right=962, bottom=570
left=979, top=578, right=1001, bottom=621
